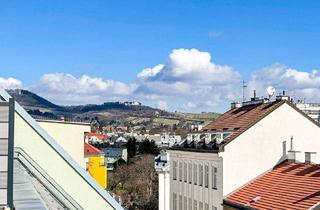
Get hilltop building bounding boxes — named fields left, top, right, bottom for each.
left=0, top=89, right=122, bottom=210
left=158, top=92, right=320, bottom=210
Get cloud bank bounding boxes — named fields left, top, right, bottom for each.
left=1, top=48, right=320, bottom=111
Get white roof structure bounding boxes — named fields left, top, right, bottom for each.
left=0, top=89, right=123, bottom=210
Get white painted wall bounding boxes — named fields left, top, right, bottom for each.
left=37, top=120, right=90, bottom=168
left=158, top=171, right=170, bottom=210
left=169, top=150, right=223, bottom=210
left=14, top=114, right=116, bottom=210
left=221, top=103, right=320, bottom=196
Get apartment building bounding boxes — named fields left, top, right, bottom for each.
left=169, top=150, right=223, bottom=210
left=159, top=92, right=320, bottom=210
left=295, top=102, right=320, bottom=123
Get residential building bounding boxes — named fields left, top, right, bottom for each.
left=37, top=119, right=90, bottom=168
left=161, top=92, right=320, bottom=210
left=295, top=102, right=320, bottom=123
left=168, top=149, right=223, bottom=210
left=85, top=132, right=108, bottom=144
left=0, top=89, right=122, bottom=210
left=161, top=134, right=181, bottom=147
left=224, top=154, right=320, bottom=209
left=84, top=143, right=108, bottom=189
left=101, top=147, right=128, bottom=171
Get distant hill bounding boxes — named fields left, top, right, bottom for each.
left=8, top=89, right=63, bottom=111
left=7, top=89, right=172, bottom=121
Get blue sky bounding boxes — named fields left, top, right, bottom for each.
left=1, top=1, right=320, bottom=112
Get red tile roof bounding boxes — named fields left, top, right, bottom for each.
left=84, top=143, right=103, bottom=155
left=85, top=133, right=108, bottom=141
left=202, top=100, right=285, bottom=144
left=225, top=162, right=320, bottom=210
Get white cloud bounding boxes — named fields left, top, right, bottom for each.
left=32, top=73, right=138, bottom=105
left=0, top=77, right=22, bottom=89
left=248, top=64, right=320, bottom=101
left=137, top=64, right=164, bottom=79
left=136, top=48, right=241, bottom=111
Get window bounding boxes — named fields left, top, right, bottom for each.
left=173, top=193, right=177, bottom=210
left=199, top=164, right=203, bottom=186
left=205, top=203, right=209, bottom=210
left=188, top=198, right=192, bottom=210
left=205, top=165, right=209, bottom=188
left=184, top=196, right=187, bottom=210
left=173, top=161, right=177, bottom=180
left=194, top=200, right=197, bottom=210
left=188, top=163, right=192, bottom=184
left=184, top=162, right=187, bottom=182
left=212, top=205, right=217, bottom=210
left=179, top=162, right=183, bottom=181
left=199, top=202, right=203, bottom=210
left=194, top=164, right=197, bottom=185
left=212, top=166, right=217, bottom=189
left=179, top=195, right=182, bottom=210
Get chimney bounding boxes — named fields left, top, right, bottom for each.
left=305, top=152, right=317, bottom=163
left=276, top=90, right=290, bottom=101
left=231, top=102, right=242, bottom=109
left=288, top=150, right=301, bottom=162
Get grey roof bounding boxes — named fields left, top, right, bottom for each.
left=14, top=160, right=66, bottom=210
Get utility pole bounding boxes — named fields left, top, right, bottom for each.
left=242, top=80, right=247, bottom=102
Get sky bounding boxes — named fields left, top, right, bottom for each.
left=1, top=0, right=320, bottom=112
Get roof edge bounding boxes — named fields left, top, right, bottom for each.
left=0, top=89, right=123, bottom=210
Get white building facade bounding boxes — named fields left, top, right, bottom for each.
left=295, top=102, right=320, bottom=123
left=160, top=95, right=320, bottom=210
left=168, top=150, right=223, bottom=210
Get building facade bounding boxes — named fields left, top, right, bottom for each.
left=0, top=89, right=122, bottom=210
left=168, top=150, right=223, bottom=210
left=84, top=143, right=108, bottom=189
left=295, top=102, right=320, bottom=123
left=160, top=94, right=320, bottom=210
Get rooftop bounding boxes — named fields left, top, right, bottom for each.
left=224, top=161, right=320, bottom=210
left=202, top=100, right=286, bottom=145
left=84, top=143, right=104, bottom=155
left=85, top=132, right=108, bottom=141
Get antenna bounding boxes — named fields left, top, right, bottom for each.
left=267, top=86, right=276, bottom=99
left=242, top=80, right=247, bottom=102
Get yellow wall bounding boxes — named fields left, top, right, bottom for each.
left=87, top=155, right=107, bottom=189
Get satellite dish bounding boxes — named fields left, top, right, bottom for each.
left=267, top=86, right=276, bottom=97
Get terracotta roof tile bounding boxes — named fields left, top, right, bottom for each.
left=225, top=162, right=320, bottom=210
left=202, top=100, right=285, bottom=145
left=85, top=132, right=108, bottom=141
left=84, top=143, right=103, bottom=155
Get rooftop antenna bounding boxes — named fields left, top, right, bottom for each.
left=266, top=86, right=276, bottom=99
left=242, top=80, right=247, bottom=102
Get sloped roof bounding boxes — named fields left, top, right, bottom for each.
left=202, top=100, right=286, bottom=144
left=84, top=143, right=103, bottom=155
left=224, top=161, right=320, bottom=210
left=0, top=89, right=123, bottom=210
left=85, top=133, right=108, bottom=141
